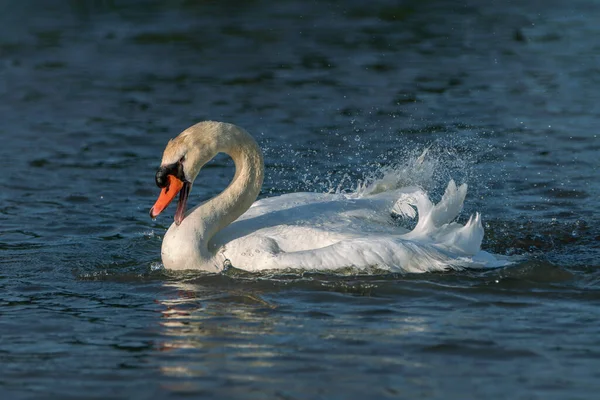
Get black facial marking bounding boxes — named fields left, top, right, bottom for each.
left=155, top=161, right=185, bottom=188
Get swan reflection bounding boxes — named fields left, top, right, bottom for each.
left=156, top=275, right=432, bottom=386
left=157, top=278, right=279, bottom=380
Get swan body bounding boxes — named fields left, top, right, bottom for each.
left=150, top=121, right=507, bottom=272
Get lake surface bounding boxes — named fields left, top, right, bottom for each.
left=1, top=0, right=599, bottom=399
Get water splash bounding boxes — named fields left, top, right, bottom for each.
left=306, top=139, right=480, bottom=201
left=355, top=145, right=435, bottom=196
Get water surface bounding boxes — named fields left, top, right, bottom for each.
left=1, top=1, right=599, bottom=399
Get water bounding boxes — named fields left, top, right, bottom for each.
left=1, top=0, right=600, bottom=398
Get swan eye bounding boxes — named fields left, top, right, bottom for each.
left=179, top=155, right=185, bottom=163
left=155, top=168, right=169, bottom=188
left=155, top=161, right=186, bottom=188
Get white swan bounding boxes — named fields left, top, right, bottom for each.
left=149, top=121, right=506, bottom=272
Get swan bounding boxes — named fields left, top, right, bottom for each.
left=149, top=121, right=506, bottom=272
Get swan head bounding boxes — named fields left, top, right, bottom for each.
left=149, top=121, right=224, bottom=225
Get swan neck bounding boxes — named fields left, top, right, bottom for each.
left=197, top=130, right=264, bottom=244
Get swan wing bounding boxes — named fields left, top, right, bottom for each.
left=213, top=182, right=498, bottom=273
left=224, top=233, right=495, bottom=273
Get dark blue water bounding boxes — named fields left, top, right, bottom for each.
left=1, top=1, right=600, bottom=398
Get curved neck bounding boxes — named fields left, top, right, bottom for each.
left=186, top=129, right=264, bottom=251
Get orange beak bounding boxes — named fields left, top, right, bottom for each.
left=149, top=175, right=184, bottom=219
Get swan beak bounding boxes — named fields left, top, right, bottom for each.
left=149, top=175, right=184, bottom=220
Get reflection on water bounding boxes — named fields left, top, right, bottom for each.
left=158, top=280, right=279, bottom=383
left=156, top=276, right=437, bottom=389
